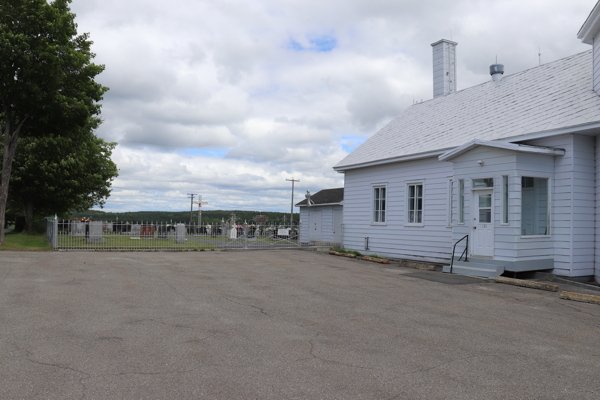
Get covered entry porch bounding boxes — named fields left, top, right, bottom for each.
left=439, top=140, right=564, bottom=278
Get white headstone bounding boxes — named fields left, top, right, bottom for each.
left=86, top=221, right=105, bottom=244
left=176, top=223, right=186, bottom=244
left=131, top=224, right=141, bottom=236
left=70, top=221, right=86, bottom=236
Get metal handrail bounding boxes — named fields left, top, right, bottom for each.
left=450, top=234, right=469, bottom=274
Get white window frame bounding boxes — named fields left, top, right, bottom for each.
left=371, top=184, right=387, bottom=225
left=405, top=181, right=424, bottom=226
left=447, top=179, right=453, bottom=227
left=520, top=176, right=551, bottom=238
left=501, top=175, right=509, bottom=225
left=458, top=179, right=465, bottom=224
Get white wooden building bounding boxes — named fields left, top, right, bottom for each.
left=334, top=2, right=600, bottom=281
left=296, top=188, right=343, bottom=246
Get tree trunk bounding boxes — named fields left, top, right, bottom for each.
left=0, top=106, right=26, bottom=243
left=24, top=198, right=34, bottom=234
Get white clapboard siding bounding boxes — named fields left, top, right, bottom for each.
left=343, top=157, right=453, bottom=262
left=571, top=135, right=596, bottom=276
left=299, top=208, right=309, bottom=243
left=524, top=134, right=575, bottom=276
left=597, top=135, right=600, bottom=282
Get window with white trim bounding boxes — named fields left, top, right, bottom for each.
left=406, top=182, right=423, bottom=224
left=502, top=175, right=509, bottom=224
left=459, top=179, right=465, bottom=224
left=521, top=177, right=549, bottom=236
left=447, top=180, right=453, bottom=226
left=372, top=186, right=386, bottom=223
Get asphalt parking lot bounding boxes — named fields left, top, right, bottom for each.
left=1, top=250, right=599, bottom=399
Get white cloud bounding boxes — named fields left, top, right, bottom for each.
left=67, top=0, right=595, bottom=213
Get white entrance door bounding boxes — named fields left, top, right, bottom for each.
left=471, top=189, right=494, bottom=257
left=309, top=210, right=321, bottom=241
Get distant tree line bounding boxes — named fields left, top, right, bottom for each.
left=68, top=210, right=299, bottom=225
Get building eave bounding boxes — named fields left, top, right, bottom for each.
left=333, top=149, right=449, bottom=172
left=578, top=1, right=600, bottom=44
left=497, top=121, right=600, bottom=143
left=297, top=202, right=343, bottom=208
left=439, top=139, right=565, bottom=162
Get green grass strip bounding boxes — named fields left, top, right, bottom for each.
left=0, top=232, right=52, bottom=251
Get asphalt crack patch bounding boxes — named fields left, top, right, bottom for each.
left=224, top=297, right=272, bottom=318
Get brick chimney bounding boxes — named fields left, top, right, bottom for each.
left=431, top=39, right=458, bottom=98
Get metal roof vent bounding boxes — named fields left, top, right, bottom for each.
left=490, top=64, right=504, bottom=82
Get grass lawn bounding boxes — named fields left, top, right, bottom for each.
left=57, top=234, right=216, bottom=250
left=0, top=232, right=52, bottom=251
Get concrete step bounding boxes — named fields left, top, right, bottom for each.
left=443, top=262, right=504, bottom=278
left=467, top=257, right=508, bottom=266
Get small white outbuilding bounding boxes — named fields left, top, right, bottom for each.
left=296, top=188, right=343, bottom=245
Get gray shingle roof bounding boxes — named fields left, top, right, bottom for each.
left=295, top=188, right=343, bottom=207
left=334, top=50, right=600, bottom=170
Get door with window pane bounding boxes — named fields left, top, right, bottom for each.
left=472, top=189, right=494, bottom=257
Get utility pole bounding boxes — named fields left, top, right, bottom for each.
left=187, top=193, right=198, bottom=225
left=286, top=177, right=299, bottom=227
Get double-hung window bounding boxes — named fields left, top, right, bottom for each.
left=407, top=182, right=423, bottom=225
left=373, top=186, right=386, bottom=224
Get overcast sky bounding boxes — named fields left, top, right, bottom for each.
left=69, top=0, right=595, bottom=214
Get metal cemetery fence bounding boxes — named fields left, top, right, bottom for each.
left=44, top=218, right=339, bottom=251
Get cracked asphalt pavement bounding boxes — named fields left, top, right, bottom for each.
left=1, top=250, right=599, bottom=399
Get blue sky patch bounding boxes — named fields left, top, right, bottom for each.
left=310, top=36, right=336, bottom=52
left=287, top=34, right=337, bottom=52
left=288, top=40, right=304, bottom=51
left=181, top=149, right=228, bottom=157
left=341, top=135, right=366, bottom=153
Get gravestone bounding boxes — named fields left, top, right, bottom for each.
left=70, top=221, right=86, bottom=236
left=86, top=221, right=105, bottom=244
left=176, top=223, right=186, bottom=244
left=229, top=213, right=237, bottom=239
left=131, top=224, right=141, bottom=236
left=140, top=225, right=155, bottom=238
left=104, top=222, right=113, bottom=233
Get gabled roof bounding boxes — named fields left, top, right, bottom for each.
left=578, top=1, right=600, bottom=44
left=438, top=140, right=566, bottom=161
left=334, top=50, right=600, bottom=171
left=295, top=188, right=343, bottom=207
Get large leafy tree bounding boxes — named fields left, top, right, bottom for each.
left=0, top=0, right=106, bottom=242
left=5, top=117, right=118, bottom=233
